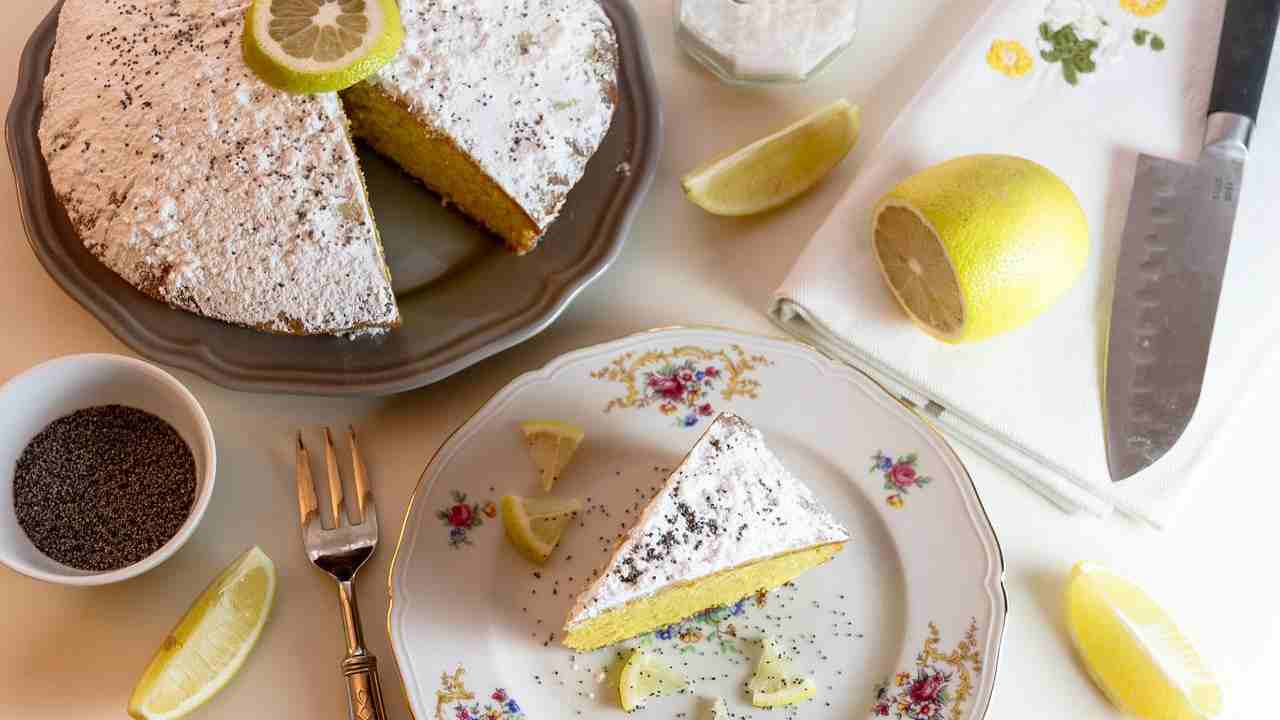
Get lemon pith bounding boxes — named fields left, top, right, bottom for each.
left=127, top=547, right=277, bottom=720
left=1066, top=562, right=1223, bottom=720
left=682, top=99, right=861, bottom=216
left=872, top=154, right=1089, bottom=343
left=244, top=0, right=405, bottom=94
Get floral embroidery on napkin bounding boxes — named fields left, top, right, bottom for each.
left=986, top=40, right=1034, bottom=77
left=1119, top=0, right=1167, bottom=18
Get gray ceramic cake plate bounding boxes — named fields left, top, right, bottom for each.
left=5, top=0, right=661, bottom=396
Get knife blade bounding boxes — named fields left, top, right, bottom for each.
left=1105, top=0, right=1280, bottom=482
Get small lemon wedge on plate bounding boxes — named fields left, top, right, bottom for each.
left=499, top=495, right=582, bottom=564
left=244, top=0, right=405, bottom=94
left=519, top=420, right=585, bottom=492
left=618, top=650, right=688, bottom=711
left=128, top=547, right=277, bottom=720
left=682, top=99, right=860, bottom=216
left=748, top=637, right=817, bottom=708
left=1066, top=562, right=1223, bottom=719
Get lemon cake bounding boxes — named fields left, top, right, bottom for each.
left=38, top=0, right=399, bottom=335
left=341, top=0, right=619, bottom=254
left=563, top=413, right=849, bottom=651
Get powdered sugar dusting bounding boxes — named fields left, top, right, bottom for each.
left=365, top=0, right=618, bottom=235
left=566, top=413, right=850, bottom=626
left=39, top=0, right=398, bottom=335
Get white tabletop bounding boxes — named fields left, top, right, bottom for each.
left=2, top=1, right=1277, bottom=718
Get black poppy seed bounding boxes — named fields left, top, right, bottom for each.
left=13, top=405, right=196, bottom=572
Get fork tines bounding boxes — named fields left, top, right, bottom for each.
left=296, top=427, right=375, bottom=528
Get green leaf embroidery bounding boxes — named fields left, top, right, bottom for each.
left=1150, top=35, right=1166, bottom=51
left=1134, top=28, right=1150, bottom=46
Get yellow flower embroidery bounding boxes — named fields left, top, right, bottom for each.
left=1120, top=0, right=1167, bottom=17
left=887, top=494, right=905, bottom=509
left=986, top=39, right=1034, bottom=77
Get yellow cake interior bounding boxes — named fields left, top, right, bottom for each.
left=340, top=83, right=542, bottom=254
left=563, top=542, right=845, bottom=651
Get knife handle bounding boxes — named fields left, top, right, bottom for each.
left=1208, top=0, right=1280, bottom=123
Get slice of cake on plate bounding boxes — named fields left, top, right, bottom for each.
left=562, top=413, right=850, bottom=651
left=39, top=0, right=399, bottom=336
left=342, top=0, right=618, bottom=254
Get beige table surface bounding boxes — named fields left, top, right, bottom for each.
left=3, top=1, right=1278, bottom=718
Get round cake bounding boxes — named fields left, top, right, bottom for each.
left=38, top=0, right=618, bottom=335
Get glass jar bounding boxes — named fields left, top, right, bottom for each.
left=675, top=0, right=860, bottom=85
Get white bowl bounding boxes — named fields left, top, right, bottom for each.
left=0, top=354, right=215, bottom=585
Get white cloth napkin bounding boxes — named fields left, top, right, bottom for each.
left=770, top=0, right=1280, bottom=529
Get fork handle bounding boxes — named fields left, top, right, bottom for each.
left=343, top=654, right=387, bottom=720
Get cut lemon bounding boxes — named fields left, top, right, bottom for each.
left=128, top=547, right=277, bottom=720
left=1066, top=562, right=1223, bottom=719
left=499, top=495, right=582, bottom=564
left=682, top=99, right=860, bottom=216
left=244, top=0, right=405, bottom=94
left=871, top=154, right=1089, bottom=343
left=618, top=650, right=688, bottom=711
left=519, top=420, right=585, bottom=492
left=748, top=637, right=817, bottom=708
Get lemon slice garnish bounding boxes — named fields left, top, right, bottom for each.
left=499, top=495, right=582, bottom=564
left=128, top=547, right=277, bottom=720
left=681, top=99, right=860, bottom=216
left=748, top=637, right=817, bottom=708
left=618, top=650, right=688, bottom=711
left=519, top=420, right=585, bottom=492
left=703, top=697, right=729, bottom=720
left=1067, top=562, right=1223, bottom=719
left=244, top=0, right=405, bottom=94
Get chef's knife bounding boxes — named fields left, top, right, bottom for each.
left=1105, top=0, right=1280, bottom=482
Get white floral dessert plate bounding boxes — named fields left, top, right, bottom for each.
left=388, top=327, right=1006, bottom=720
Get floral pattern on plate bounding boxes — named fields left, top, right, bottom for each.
left=435, top=667, right=526, bottom=720
left=591, top=345, right=771, bottom=428
left=872, top=451, right=933, bottom=509
left=437, top=491, right=495, bottom=548
left=639, top=592, right=768, bottom=655
left=873, top=620, right=983, bottom=720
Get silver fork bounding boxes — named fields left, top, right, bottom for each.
left=296, top=427, right=386, bottom=720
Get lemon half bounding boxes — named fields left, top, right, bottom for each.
left=872, top=154, right=1089, bottom=343
left=1067, top=562, right=1223, bottom=719
left=244, top=0, right=405, bottom=94
left=128, top=547, right=277, bottom=720
left=682, top=100, right=861, bottom=216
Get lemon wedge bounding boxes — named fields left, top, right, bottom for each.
left=703, top=697, right=729, bottom=720
left=244, top=0, right=405, bottom=94
left=499, top=495, right=582, bottom=564
left=618, top=650, right=688, bottom=711
left=682, top=99, right=860, bottom=216
left=1066, top=562, right=1223, bottom=719
left=128, top=547, right=277, bottom=720
left=519, top=420, right=585, bottom=492
left=748, top=637, right=817, bottom=708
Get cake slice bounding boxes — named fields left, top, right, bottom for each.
left=342, top=0, right=619, bottom=254
left=562, top=414, right=849, bottom=651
